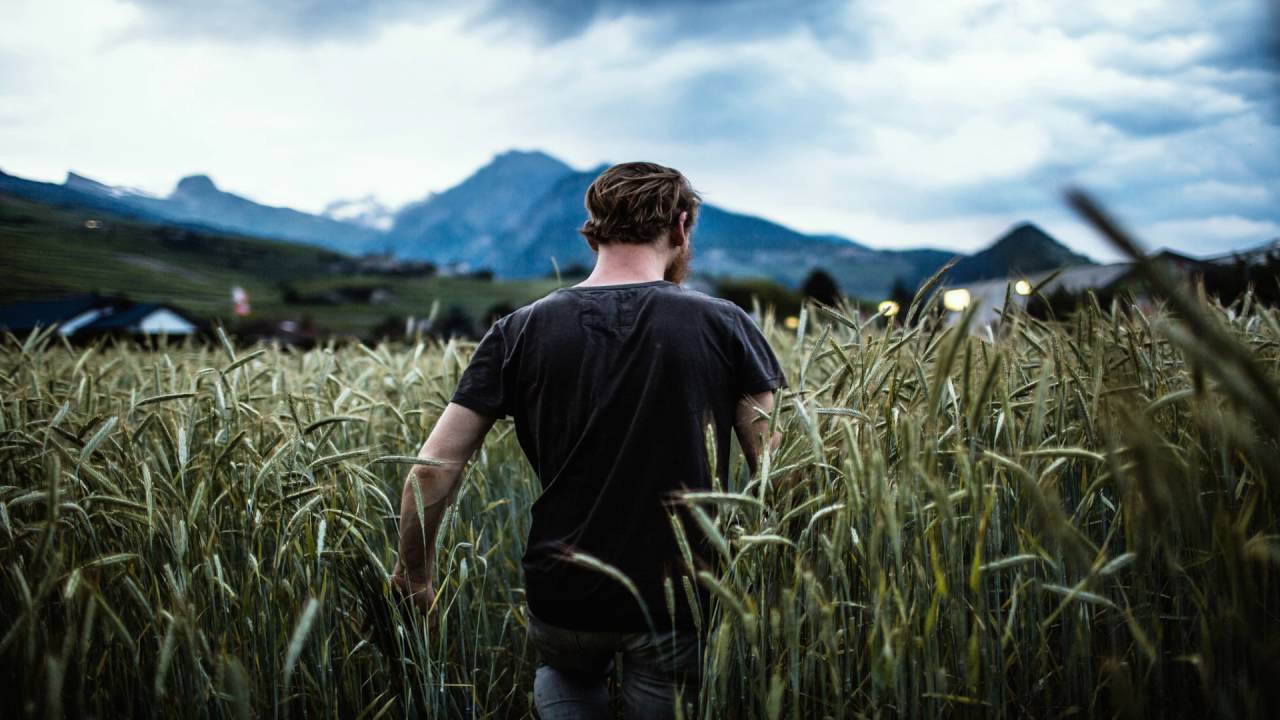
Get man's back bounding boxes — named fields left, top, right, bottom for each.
left=450, top=279, right=785, bottom=630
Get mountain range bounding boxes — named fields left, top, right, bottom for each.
left=0, top=150, right=1091, bottom=298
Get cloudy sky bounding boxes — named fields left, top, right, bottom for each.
left=2, top=0, right=1277, bottom=259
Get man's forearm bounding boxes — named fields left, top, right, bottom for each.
left=397, top=462, right=466, bottom=583
left=392, top=403, right=496, bottom=586
left=736, top=390, right=782, bottom=477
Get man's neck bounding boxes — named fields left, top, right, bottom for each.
left=575, top=243, right=666, bottom=287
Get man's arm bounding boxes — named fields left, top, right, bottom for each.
left=734, top=389, right=782, bottom=477
left=391, top=402, right=496, bottom=615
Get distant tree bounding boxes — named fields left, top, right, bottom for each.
left=466, top=269, right=495, bottom=282
left=549, top=262, right=592, bottom=279
left=801, top=269, right=841, bottom=306
left=715, top=278, right=803, bottom=318
left=435, top=305, right=475, bottom=339
left=401, top=261, right=436, bottom=278
left=1020, top=249, right=1280, bottom=322
left=1025, top=285, right=1081, bottom=321
left=483, top=302, right=517, bottom=326
left=1202, top=250, right=1280, bottom=307
left=888, top=277, right=914, bottom=307
left=371, top=315, right=407, bottom=342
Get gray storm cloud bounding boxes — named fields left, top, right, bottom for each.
left=121, top=0, right=853, bottom=44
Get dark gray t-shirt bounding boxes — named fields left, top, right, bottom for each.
left=451, top=279, right=786, bottom=631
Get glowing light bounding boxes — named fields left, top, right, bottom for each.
left=783, top=315, right=800, bottom=330
left=877, top=300, right=900, bottom=317
left=1014, top=279, right=1032, bottom=296
left=84, top=219, right=101, bottom=229
left=943, top=288, right=971, bottom=312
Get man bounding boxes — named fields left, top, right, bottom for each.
left=391, top=162, right=786, bottom=718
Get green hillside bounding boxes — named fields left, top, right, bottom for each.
left=0, top=192, right=562, bottom=335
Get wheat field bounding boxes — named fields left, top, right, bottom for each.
left=2, top=267, right=1279, bottom=717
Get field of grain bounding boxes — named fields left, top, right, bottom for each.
left=2, top=263, right=1279, bottom=717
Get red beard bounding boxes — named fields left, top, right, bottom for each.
left=665, top=241, right=693, bottom=284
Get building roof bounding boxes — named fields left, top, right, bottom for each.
left=1203, top=238, right=1280, bottom=266
left=1034, top=263, right=1133, bottom=295
left=0, top=294, right=200, bottom=336
left=0, top=295, right=109, bottom=332
left=88, top=304, right=174, bottom=330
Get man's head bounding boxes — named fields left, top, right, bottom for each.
left=580, top=162, right=702, bottom=284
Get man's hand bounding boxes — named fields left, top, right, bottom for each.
left=390, top=561, right=438, bottom=624
left=393, top=402, right=495, bottom=627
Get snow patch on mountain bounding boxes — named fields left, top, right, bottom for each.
left=322, top=195, right=395, bottom=231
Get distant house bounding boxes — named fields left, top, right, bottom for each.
left=328, top=253, right=437, bottom=277
left=949, top=251, right=1219, bottom=328
left=1203, top=238, right=1280, bottom=267
left=0, top=294, right=201, bottom=338
left=954, top=263, right=1125, bottom=326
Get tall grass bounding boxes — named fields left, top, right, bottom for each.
left=2, top=279, right=1277, bottom=717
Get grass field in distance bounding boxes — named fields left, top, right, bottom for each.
left=0, top=193, right=564, bottom=335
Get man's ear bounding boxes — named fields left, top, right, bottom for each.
left=671, top=211, right=689, bottom=247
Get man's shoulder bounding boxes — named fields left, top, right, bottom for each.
left=494, top=284, right=746, bottom=331
left=510, top=287, right=578, bottom=318
left=490, top=288, right=576, bottom=334
left=659, top=284, right=744, bottom=317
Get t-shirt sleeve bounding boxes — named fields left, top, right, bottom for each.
left=449, top=321, right=512, bottom=418
left=731, top=307, right=787, bottom=395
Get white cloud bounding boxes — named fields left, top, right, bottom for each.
left=867, top=119, right=1052, bottom=187
left=1180, top=180, right=1270, bottom=205
left=1147, top=215, right=1280, bottom=253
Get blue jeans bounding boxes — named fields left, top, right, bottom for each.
left=527, top=611, right=703, bottom=719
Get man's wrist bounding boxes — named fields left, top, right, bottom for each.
left=403, top=561, right=434, bottom=585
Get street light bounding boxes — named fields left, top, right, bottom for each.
left=943, top=288, right=971, bottom=312
left=1014, top=279, right=1032, bottom=296
left=878, top=300, right=900, bottom=317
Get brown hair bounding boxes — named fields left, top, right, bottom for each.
left=580, top=162, right=702, bottom=245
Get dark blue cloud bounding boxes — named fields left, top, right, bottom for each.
left=1091, top=103, right=1234, bottom=138
left=121, top=0, right=439, bottom=42
left=658, top=66, right=856, bottom=149
left=844, top=100, right=1279, bottom=241
left=113, top=0, right=450, bottom=42
left=475, top=0, right=861, bottom=49
left=1197, top=1, right=1280, bottom=73
left=121, top=0, right=858, bottom=46
left=858, top=158, right=1087, bottom=223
